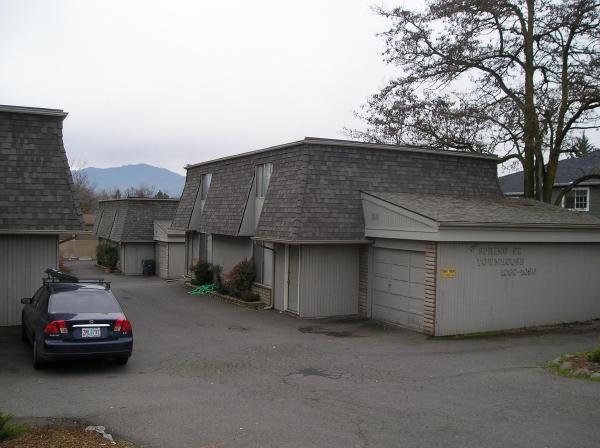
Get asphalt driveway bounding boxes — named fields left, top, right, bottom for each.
left=1, top=261, right=599, bottom=447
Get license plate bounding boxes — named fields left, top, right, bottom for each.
left=82, top=327, right=101, bottom=338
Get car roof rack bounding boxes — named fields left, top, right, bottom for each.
left=43, top=268, right=111, bottom=290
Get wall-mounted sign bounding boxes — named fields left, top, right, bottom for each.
left=441, top=268, right=456, bottom=279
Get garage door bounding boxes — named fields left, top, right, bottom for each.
left=372, top=248, right=425, bottom=331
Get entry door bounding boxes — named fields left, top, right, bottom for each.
left=372, top=248, right=425, bottom=331
left=287, top=245, right=300, bottom=314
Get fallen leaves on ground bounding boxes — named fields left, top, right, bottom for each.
left=568, top=354, right=600, bottom=373
left=0, top=426, right=138, bottom=448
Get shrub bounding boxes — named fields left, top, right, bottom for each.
left=226, top=258, right=255, bottom=298
left=0, top=412, right=26, bottom=442
left=586, top=347, right=600, bottom=363
left=96, top=242, right=118, bottom=268
left=211, top=264, right=225, bottom=293
left=191, top=259, right=213, bottom=285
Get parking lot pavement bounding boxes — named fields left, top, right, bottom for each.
left=1, top=261, right=599, bottom=447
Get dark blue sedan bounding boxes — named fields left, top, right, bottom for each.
left=21, top=270, right=133, bottom=369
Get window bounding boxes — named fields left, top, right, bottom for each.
left=201, top=173, right=212, bottom=200
left=253, top=241, right=273, bottom=286
left=256, top=163, right=273, bottom=198
left=190, top=173, right=212, bottom=227
left=49, top=289, right=122, bottom=314
left=562, top=188, right=589, bottom=211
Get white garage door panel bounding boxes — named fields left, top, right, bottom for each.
left=409, top=265, right=425, bottom=284
left=390, top=279, right=409, bottom=296
left=410, top=251, right=425, bottom=265
left=373, top=290, right=405, bottom=309
left=409, top=281, right=425, bottom=299
left=375, top=248, right=410, bottom=265
left=374, top=262, right=391, bottom=277
left=372, top=248, right=425, bottom=331
left=390, top=264, right=409, bottom=281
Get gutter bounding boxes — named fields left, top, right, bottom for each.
left=439, top=222, right=600, bottom=231
left=98, top=198, right=180, bottom=203
left=0, top=229, right=85, bottom=235
left=251, top=237, right=373, bottom=245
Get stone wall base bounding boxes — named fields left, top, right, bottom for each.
left=252, top=283, right=273, bottom=307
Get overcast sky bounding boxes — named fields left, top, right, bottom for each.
left=1, top=0, right=597, bottom=176
left=0, top=0, right=408, bottom=174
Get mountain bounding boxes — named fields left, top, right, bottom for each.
left=76, top=164, right=186, bottom=197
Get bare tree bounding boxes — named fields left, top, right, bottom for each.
left=124, top=184, right=156, bottom=198
left=70, top=161, right=98, bottom=214
left=97, top=188, right=123, bottom=200
left=347, top=0, right=600, bottom=202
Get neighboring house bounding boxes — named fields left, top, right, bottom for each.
left=499, top=150, right=600, bottom=217
left=0, top=105, right=83, bottom=326
left=154, top=220, right=185, bottom=279
left=173, top=137, right=600, bottom=336
left=59, top=213, right=98, bottom=260
left=94, top=198, right=180, bottom=276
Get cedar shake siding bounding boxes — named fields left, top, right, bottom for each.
left=0, top=107, right=82, bottom=232
left=95, top=199, right=180, bottom=242
left=172, top=138, right=500, bottom=241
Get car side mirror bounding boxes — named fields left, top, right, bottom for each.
left=21, top=298, right=32, bottom=304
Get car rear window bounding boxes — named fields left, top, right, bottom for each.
left=48, top=289, right=122, bottom=314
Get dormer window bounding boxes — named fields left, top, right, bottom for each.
left=256, top=163, right=273, bottom=198
left=562, top=187, right=589, bottom=211
left=189, top=173, right=212, bottom=226
left=201, top=173, right=212, bottom=200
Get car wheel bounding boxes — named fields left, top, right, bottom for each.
left=32, top=339, right=45, bottom=370
left=114, top=357, right=129, bottom=366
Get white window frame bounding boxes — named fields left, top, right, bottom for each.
left=252, top=241, right=273, bottom=287
left=561, top=187, right=590, bottom=212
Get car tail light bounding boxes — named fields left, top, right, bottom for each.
left=114, top=319, right=132, bottom=335
left=44, top=320, right=67, bottom=336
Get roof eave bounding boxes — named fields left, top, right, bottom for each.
left=0, top=104, right=67, bottom=118
left=252, top=236, right=372, bottom=245
left=184, top=137, right=498, bottom=170
left=0, top=229, right=84, bottom=235
left=98, top=198, right=180, bottom=203
left=440, top=221, right=600, bottom=231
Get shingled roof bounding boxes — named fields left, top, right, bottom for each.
left=499, top=150, right=600, bottom=194
left=94, top=198, right=179, bottom=242
left=173, top=138, right=501, bottom=241
left=0, top=105, right=82, bottom=233
left=364, top=191, right=600, bottom=228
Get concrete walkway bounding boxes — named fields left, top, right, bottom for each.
left=1, top=261, right=599, bottom=447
